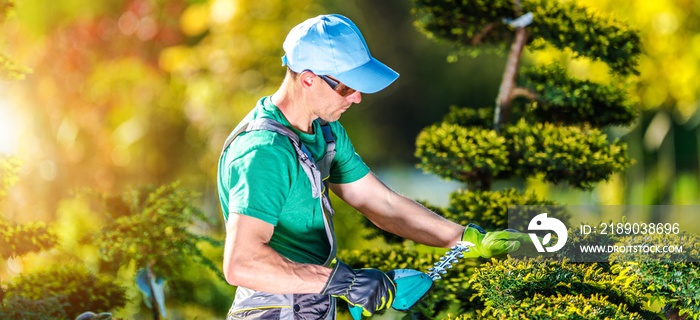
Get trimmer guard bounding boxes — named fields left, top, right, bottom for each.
left=387, top=269, right=434, bottom=311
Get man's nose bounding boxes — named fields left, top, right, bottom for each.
left=346, top=91, right=362, bottom=104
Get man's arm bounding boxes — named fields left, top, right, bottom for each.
left=223, top=213, right=331, bottom=293
left=330, top=172, right=465, bottom=248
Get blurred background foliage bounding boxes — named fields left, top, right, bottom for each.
left=1, top=0, right=700, bottom=318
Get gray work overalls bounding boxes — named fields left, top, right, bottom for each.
left=220, top=118, right=338, bottom=320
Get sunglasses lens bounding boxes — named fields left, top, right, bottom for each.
left=336, top=85, right=356, bottom=97
left=321, top=75, right=356, bottom=97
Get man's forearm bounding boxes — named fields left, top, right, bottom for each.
left=381, top=194, right=464, bottom=248
left=223, top=214, right=331, bottom=293
left=362, top=190, right=464, bottom=248
left=224, top=244, right=331, bottom=293
left=333, top=173, right=465, bottom=248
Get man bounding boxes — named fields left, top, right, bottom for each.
left=217, top=14, right=533, bottom=320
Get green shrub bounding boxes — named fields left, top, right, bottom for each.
left=412, top=0, right=640, bottom=75
left=0, top=156, right=60, bottom=260
left=444, top=188, right=561, bottom=231
left=93, top=182, right=222, bottom=279
left=415, top=119, right=633, bottom=190
left=471, top=258, right=656, bottom=318
left=0, top=218, right=59, bottom=259
left=611, top=232, right=700, bottom=319
left=488, top=293, right=645, bottom=320
left=505, top=120, right=633, bottom=190
left=558, top=225, right=618, bottom=263
left=3, top=264, right=126, bottom=319
left=519, top=65, right=638, bottom=127
left=442, top=106, right=495, bottom=129
left=416, top=123, right=509, bottom=185
left=0, top=296, right=67, bottom=320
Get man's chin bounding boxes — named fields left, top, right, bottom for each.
left=321, top=114, right=342, bottom=123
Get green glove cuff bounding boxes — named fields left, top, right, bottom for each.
left=461, top=223, right=532, bottom=259
left=461, top=223, right=487, bottom=258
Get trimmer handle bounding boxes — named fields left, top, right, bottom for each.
left=348, top=268, right=434, bottom=319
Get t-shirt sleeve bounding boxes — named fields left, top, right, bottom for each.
left=329, top=122, right=370, bottom=184
left=225, top=137, right=295, bottom=226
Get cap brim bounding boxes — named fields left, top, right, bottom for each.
left=333, top=57, right=399, bottom=94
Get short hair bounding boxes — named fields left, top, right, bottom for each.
left=287, top=67, right=299, bottom=80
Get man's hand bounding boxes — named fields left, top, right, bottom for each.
left=461, top=223, right=536, bottom=259
left=321, top=260, right=396, bottom=317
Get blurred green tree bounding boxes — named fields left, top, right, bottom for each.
left=89, top=182, right=223, bottom=319
left=337, top=0, right=699, bottom=319
left=0, top=156, right=58, bottom=262
left=0, top=156, right=127, bottom=319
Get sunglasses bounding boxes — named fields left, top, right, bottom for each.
left=318, top=75, right=357, bottom=97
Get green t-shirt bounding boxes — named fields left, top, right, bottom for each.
left=218, top=96, right=370, bottom=264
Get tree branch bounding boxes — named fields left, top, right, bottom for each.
left=493, top=27, right=528, bottom=131
left=470, top=22, right=498, bottom=45
left=510, top=86, right=538, bottom=100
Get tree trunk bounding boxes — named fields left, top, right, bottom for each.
left=493, top=27, right=528, bottom=131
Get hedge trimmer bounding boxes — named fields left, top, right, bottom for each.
left=349, top=242, right=474, bottom=319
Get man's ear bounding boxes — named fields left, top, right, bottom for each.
left=299, top=71, right=315, bottom=88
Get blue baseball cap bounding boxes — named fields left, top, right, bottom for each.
left=281, top=14, right=399, bottom=94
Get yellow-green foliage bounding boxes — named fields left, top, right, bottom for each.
left=0, top=218, right=58, bottom=259
left=471, top=258, right=654, bottom=319
left=415, top=123, right=509, bottom=184
left=489, top=293, right=644, bottom=320
left=611, top=233, right=700, bottom=319
left=374, top=0, right=664, bottom=319
left=0, top=156, right=59, bottom=259
left=615, top=261, right=700, bottom=320
left=412, top=0, right=641, bottom=75
left=519, top=65, right=638, bottom=127
left=2, top=264, right=126, bottom=319
left=558, top=225, right=618, bottom=263
left=445, top=188, right=561, bottom=230
left=506, top=119, right=633, bottom=189
left=0, top=296, right=67, bottom=320
left=415, top=119, right=633, bottom=189
left=93, top=182, right=223, bottom=279
left=442, top=105, right=496, bottom=129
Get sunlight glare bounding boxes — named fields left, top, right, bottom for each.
left=0, top=94, right=23, bottom=155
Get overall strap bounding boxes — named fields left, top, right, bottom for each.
left=317, top=120, right=337, bottom=200
left=316, top=121, right=337, bottom=267
left=221, top=118, right=324, bottom=199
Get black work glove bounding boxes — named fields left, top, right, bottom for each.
left=321, top=260, right=396, bottom=317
